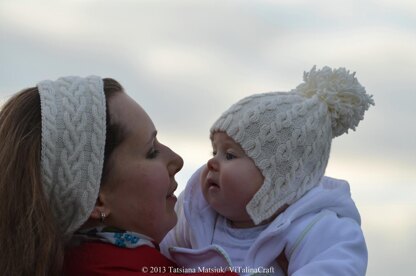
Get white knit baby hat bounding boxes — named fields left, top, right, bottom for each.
left=37, top=76, right=106, bottom=237
left=210, top=66, right=374, bottom=225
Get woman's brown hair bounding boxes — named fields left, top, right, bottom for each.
left=0, top=78, right=124, bottom=275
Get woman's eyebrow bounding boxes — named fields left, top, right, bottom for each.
left=145, top=130, right=158, bottom=146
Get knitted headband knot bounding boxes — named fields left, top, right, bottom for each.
left=37, top=76, right=106, bottom=237
left=210, top=66, right=374, bottom=225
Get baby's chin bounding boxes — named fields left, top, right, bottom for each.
left=222, top=214, right=257, bottom=229
left=203, top=198, right=253, bottom=227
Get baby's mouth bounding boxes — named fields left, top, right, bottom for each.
left=207, top=179, right=220, bottom=189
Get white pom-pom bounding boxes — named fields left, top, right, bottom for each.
left=295, top=65, right=375, bottom=137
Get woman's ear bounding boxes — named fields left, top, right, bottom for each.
left=89, top=191, right=111, bottom=220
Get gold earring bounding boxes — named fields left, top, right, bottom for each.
left=100, top=212, right=106, bottom=224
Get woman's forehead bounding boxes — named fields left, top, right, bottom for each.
left=109, top=93, right=155, bottom=142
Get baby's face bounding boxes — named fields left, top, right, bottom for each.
left=200, top=132, right=264, bottom=228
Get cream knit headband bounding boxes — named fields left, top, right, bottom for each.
left=37, top=76, right=106, bottom=237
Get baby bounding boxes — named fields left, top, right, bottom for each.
left=162, top=66, right=373, bottom=275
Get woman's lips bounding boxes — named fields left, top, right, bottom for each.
left=166, top=194, right=177, bottom=202
left=167, top=181, right=178, bottom=199
left=166, top=190, right=177, bottom=203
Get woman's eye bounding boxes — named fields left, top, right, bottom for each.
left=225, top=152, right=236, bottom=160
left=147, top=148, right=160, bottom=159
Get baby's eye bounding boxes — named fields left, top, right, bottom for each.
left=225, top=152, right=236, bottom=160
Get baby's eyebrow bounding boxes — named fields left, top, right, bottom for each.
left=217, top=142, right=243, bottom=153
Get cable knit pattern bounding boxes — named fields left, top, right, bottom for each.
left=210, top=66, right=374, bottom=225
left=38, top=76, right=106, bottom=237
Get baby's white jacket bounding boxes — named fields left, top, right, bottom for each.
left=161, top=167, right=368, bottom=276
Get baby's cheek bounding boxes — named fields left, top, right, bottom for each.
left=200, top=165, right=208, bottom=179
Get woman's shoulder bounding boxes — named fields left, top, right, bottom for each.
left=64, top=241, right=176, bottom=275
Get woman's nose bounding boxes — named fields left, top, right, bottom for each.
left=167, top=147, right=184, bottom=175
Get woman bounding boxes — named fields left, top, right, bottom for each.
left=0, top=76, right=235, bottom=275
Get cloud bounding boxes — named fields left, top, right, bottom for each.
left=361, top=202, right=416, bottom=276
left=0, top=2, right=415, bottom=274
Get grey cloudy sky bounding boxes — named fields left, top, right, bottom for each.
left=1, top=1, right=415, bottom=275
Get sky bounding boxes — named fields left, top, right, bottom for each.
left=1, top=0, right=415, bottom=275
